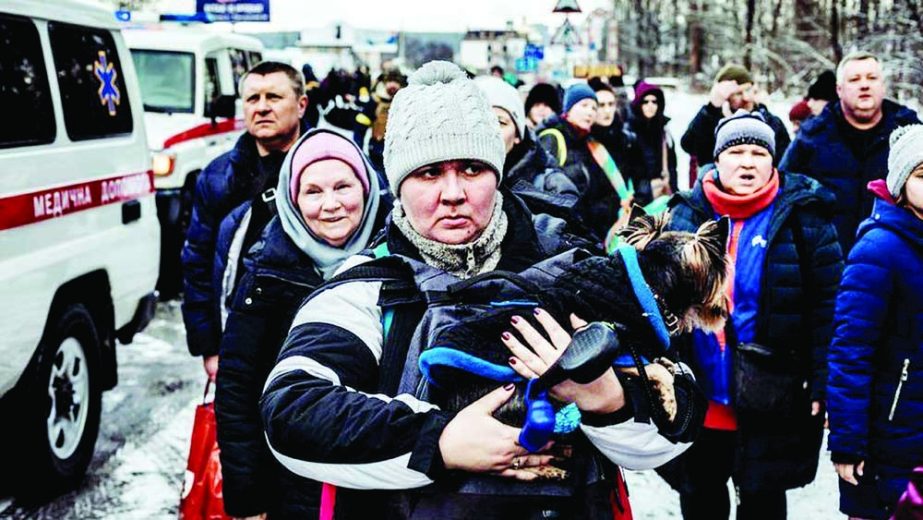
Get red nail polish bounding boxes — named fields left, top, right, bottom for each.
left=509, top=357, right=516, bottom=365
left=502, top=331, right=511, bottom=340
left=511, top=316, right=520, bottom=325
left=533, top=308, right=542, bottom=316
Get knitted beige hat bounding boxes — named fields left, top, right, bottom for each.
left=384, top=61, right=506, bottom=196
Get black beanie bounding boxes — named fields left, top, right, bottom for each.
left=807, top=70, right=837, bottom=102
left=525, top=83, right=562, bottom=115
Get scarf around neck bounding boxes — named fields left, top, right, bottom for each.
left=703, top=168, right=780, bottom=219
left=275, top=129, right=382, bottom=280
left=392, top=192, right=508, bottom=279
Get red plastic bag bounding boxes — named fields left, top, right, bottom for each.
left=180, top=382, right=230, bottom=520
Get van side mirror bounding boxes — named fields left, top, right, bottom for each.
left=205, top=94, right=236, bottom=120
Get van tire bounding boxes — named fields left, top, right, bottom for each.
left=14, top=304, right=102, bottom=501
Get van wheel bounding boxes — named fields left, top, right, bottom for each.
left=15, top=304, right=102, bottom=500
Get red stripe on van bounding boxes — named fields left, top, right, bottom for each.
left=0, top=171, right=155, bottom=231
left=163, top=118, right=245, bottom=149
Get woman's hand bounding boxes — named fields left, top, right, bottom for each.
left=502, top=309, right=626, bottom=415
left=835, top=460, right=865, bottom=486
left=438, top=385, right=554, bottom=481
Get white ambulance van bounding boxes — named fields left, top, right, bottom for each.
left=123, top=28, right=263, bottom=297
left=0, top=0, right=159, bottom=497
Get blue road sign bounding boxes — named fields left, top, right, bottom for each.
left=196, top=0, right=270, bottom=22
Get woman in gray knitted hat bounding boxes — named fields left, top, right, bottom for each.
left=828, top=124, right=923, bottom=520
left=662, top=110, right=844, bottom=520
left=259, top=60, right=697, bottom=519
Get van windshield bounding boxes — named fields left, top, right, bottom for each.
left=131, top=50, right=194, bottom=113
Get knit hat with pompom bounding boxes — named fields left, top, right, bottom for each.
left=384, top=61, right=506, bottom=196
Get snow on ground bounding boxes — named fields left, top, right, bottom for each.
left=625, top=433, right=842, bottom=519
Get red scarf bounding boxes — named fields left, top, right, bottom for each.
left=562, top=113, right=591, bottom=138
left=702, top=169, right=780, bottom=219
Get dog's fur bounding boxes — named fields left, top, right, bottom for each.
left=429, top=210, right=730, bottom=473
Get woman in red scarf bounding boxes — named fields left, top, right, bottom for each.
left=660, top=111, right=844, bottom=520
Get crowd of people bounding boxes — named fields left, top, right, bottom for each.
left=177, top=50, right=923, bottom=520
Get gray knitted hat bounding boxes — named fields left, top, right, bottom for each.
left=714, top=110, right=775, bottom=159
left=887, top=124, right=923, bottom=198
left=384, top=61, right=506, bottom=196
left=473, top=75, right=526, bottom=139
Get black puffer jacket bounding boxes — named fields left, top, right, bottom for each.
left=537, top=114, right=621, bottom=241
left=215, top=217, right=325, bottom=518
left=662, top=171, right=844, bottom=492
left=215, top=194, right=390, bottom=518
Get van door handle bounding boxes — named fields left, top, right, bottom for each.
left=122, top=200, right=141, bottom=224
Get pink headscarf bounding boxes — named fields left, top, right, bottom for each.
left=289, top=132, right=370, bottom=202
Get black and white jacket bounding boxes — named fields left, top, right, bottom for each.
left=259, top=193, right=698, bottom=510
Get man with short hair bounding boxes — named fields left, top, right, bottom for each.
left=780, top=51, right=920, bottom=253
left=181, top=61, right=307, bottom=381
left=681, top=63, right=790, bottom=168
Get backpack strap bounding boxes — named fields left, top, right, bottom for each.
left=539, top=128, right=568, bottom=167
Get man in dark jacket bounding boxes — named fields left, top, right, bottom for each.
left=780, top=50, right=921, bottom=253
left=181, top=61, right=307, bottom=380
left=681, top=63, right=790, bottom=168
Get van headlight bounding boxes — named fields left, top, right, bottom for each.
left=152, top=153, right=176, bottom=176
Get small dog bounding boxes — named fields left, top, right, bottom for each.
left=426, top=210, right=730, bottom=477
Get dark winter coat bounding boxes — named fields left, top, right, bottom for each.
left=680, top=103, right=790, bottom=168
left=215, top=217, right=325, bottom=518
left=215, top=184, right=391, bottom=518
left=259, top=191, right=701, bottom=519
left=664, top=171, right=843, bottom=492
left=625, top=84, right=678, bottom=200
left=537, top=114, right=622, bottom=241
left=502, top=129, right=590, bottom=237
left=181, top=121, right=308, bottom=357
left=828, top=186, right=923, bottom=513
left=779, top=99, right=920, bottom=253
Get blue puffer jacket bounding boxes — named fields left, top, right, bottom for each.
left=181, top=121, right=308, bottom=357
left=181, top=132, right=263, bottom=356
left=828, top=183, right=923, bottom=507
left=780, top=100, right=919, bottom=253
left=666, top=171, right=843, bottom=491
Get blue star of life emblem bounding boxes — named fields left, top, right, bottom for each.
left=94, top=50, right=120, bottom=116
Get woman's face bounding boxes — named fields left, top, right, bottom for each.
left=296, top=159, right=366, bottom=247
left=528, top=103, right=554, bottom=127
left=595, top=90, right=617, bottom=127
left=640, top=94, right=659, bottom=119
left=716, top=144, right=774, bottom=196
left=493, top=107, right=520, bottom=154
left=567, top=98, right=598, bottom=132
left=902, top=165, right=923, bottom=220
left=398, top=160, right=497, bottom=245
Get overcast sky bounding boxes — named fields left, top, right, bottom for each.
left=153, top=0, right=611, bottom=32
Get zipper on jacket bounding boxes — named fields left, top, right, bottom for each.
left=888, top=358, right=911, bottom=421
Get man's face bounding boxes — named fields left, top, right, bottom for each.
left=837, top=58, right=885, bottom=125
left=595, top=90, right=617, bottom=127
left=728, top=82, right=756, bottom=112
left=398, top=160, right=498, bottom=245
left=241, top=72, right=307, bottom=151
